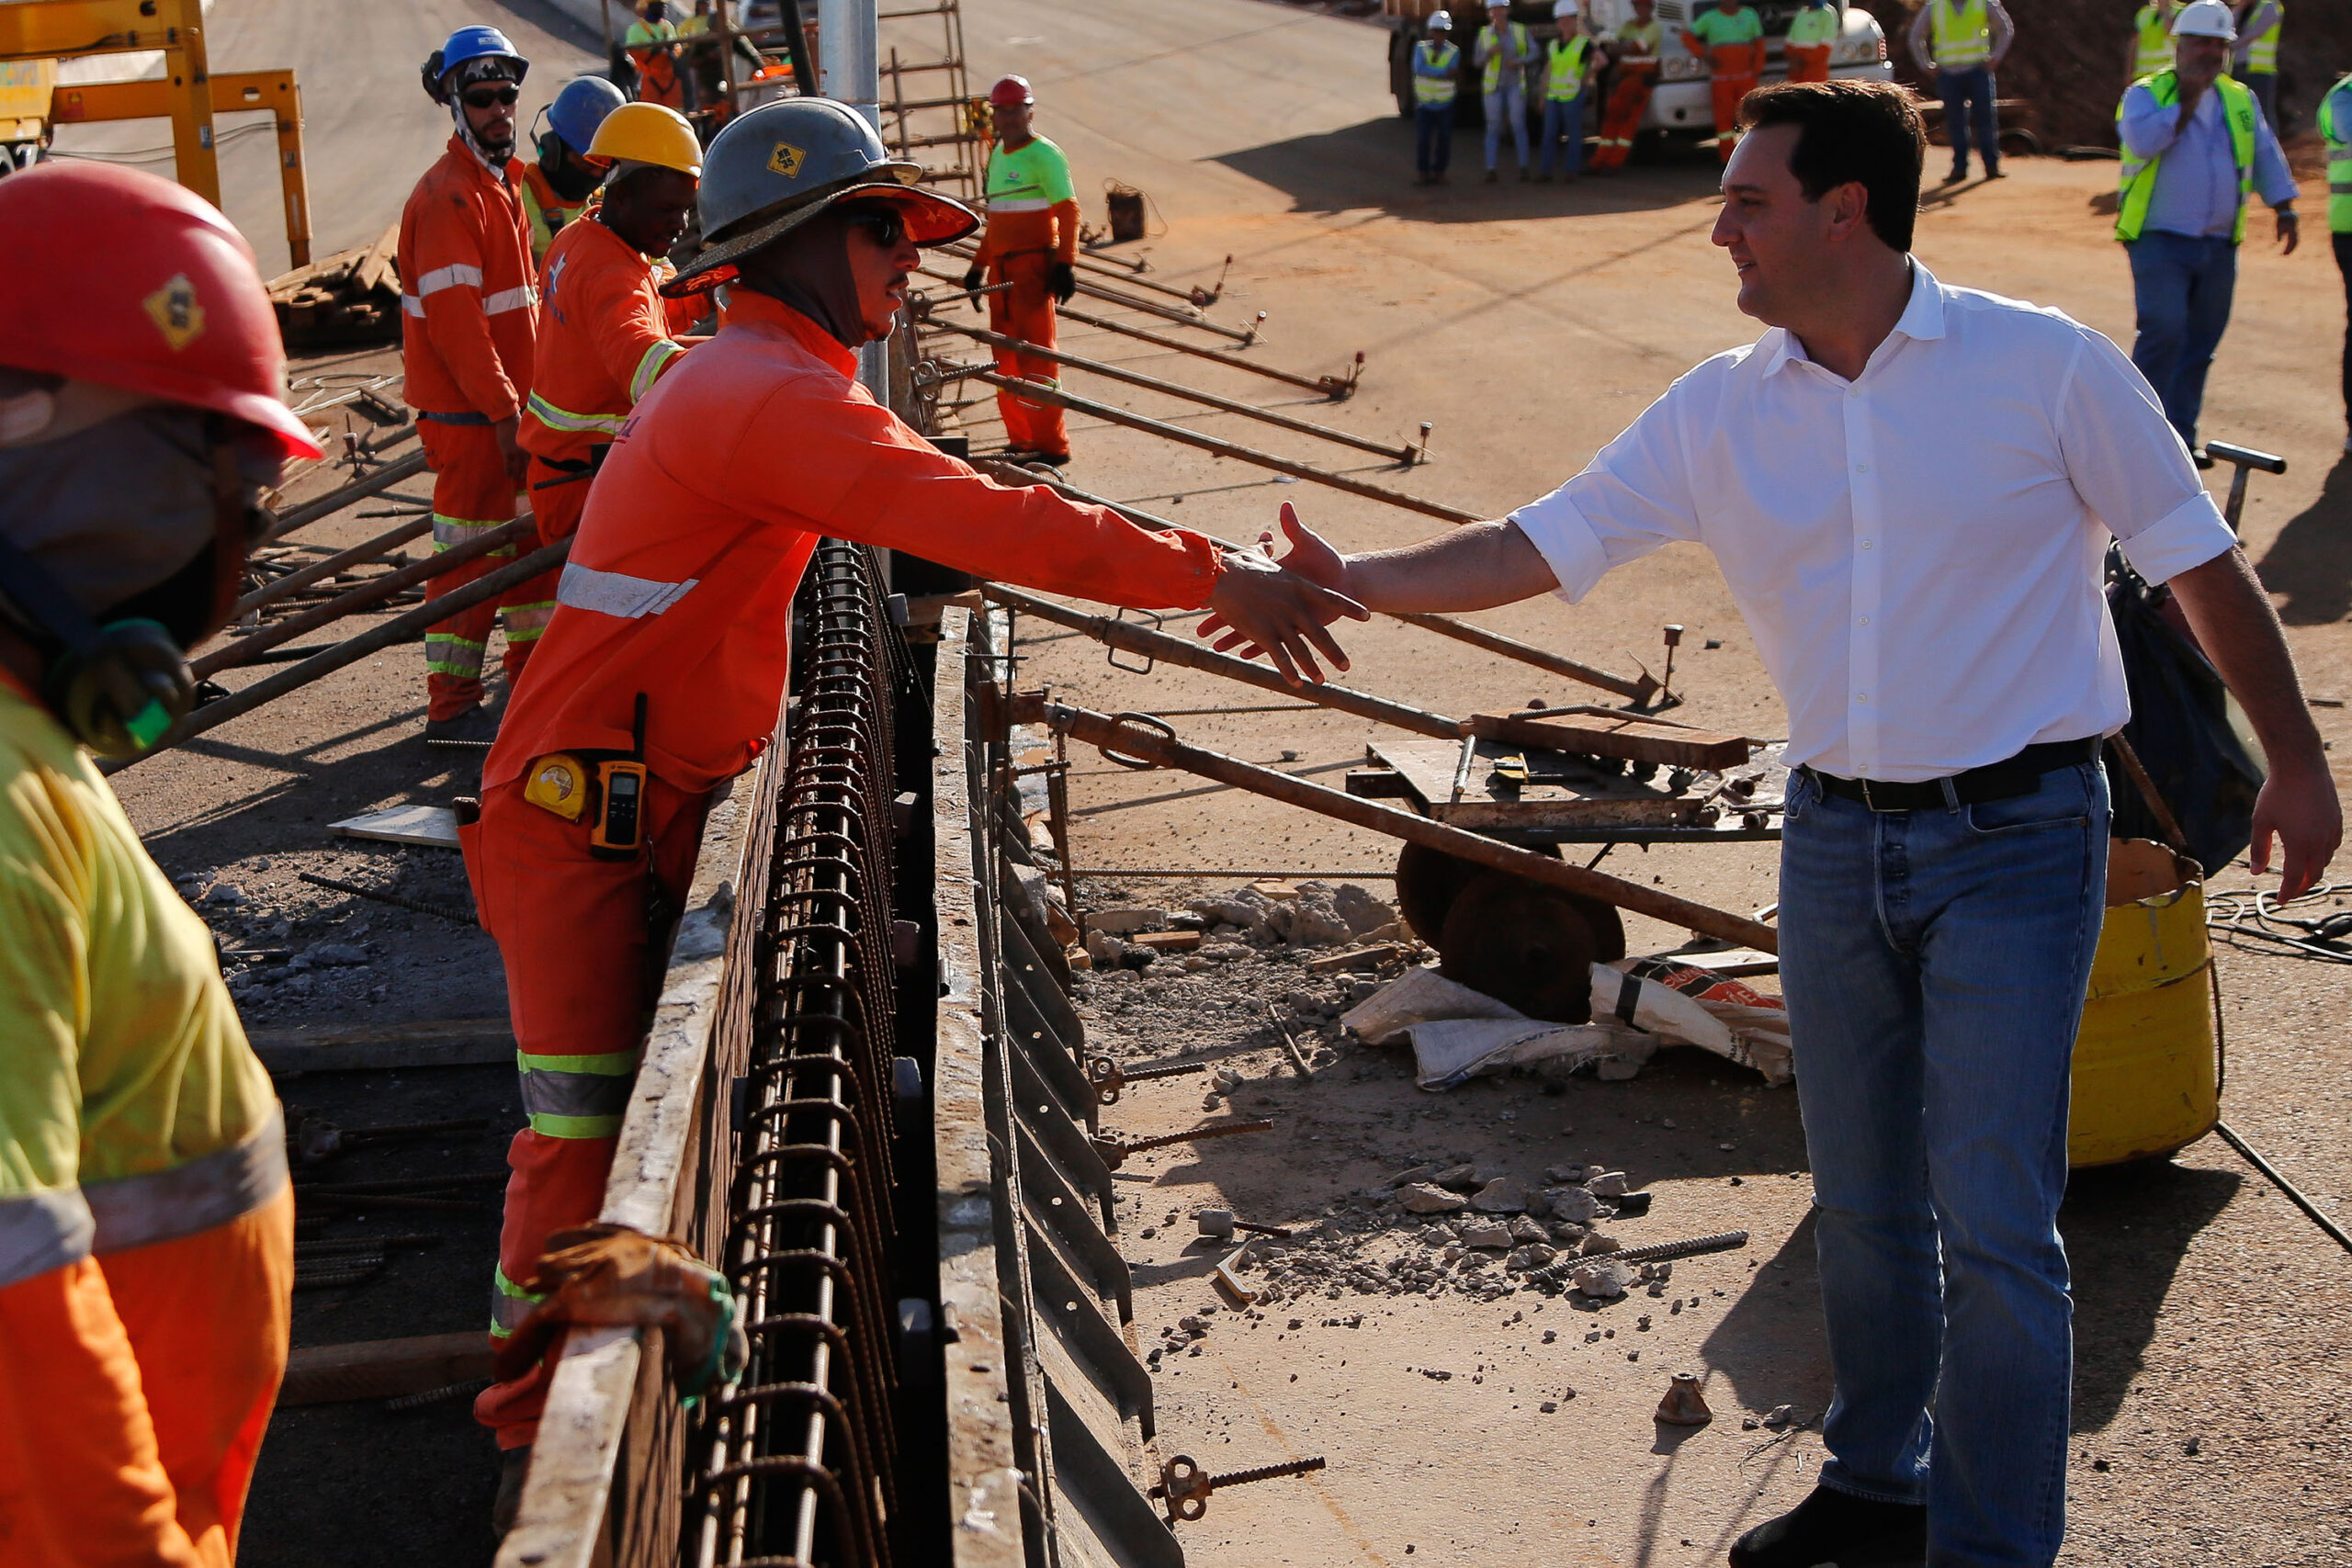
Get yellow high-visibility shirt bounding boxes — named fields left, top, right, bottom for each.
left=0, top=677, right=281, bottom=1291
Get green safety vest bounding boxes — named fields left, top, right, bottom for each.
left=1786, top=5, right=1841, bottom=48
left=1480, top=21, right=1531, bottom=95
left=2320, top=72, right=2352, bottom=234
left=2132, top=6, right=2174, bottom=79
left=1930, top=0, right=1990, bottom=68
left=2240, top=3, right=2280, bottom=74
left=1414, top=39, right=1461, bottom=105
left=2116, top=70, right=2256, bottom=244
left=1545, top=36, right=1592, bottom=100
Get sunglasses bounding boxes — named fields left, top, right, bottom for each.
left=842, top=207, right=909, bottom=248
left=461, top=85, right=520, bottom=109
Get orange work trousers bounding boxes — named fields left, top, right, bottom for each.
left=1592, top=68, right=1656, bottom=170
left=1784, top=43, right=1832, bottom=84
left=525, top=452, right=599, bottom=547
left=984, top=249, right=1069, bottom=458
left=0, top=1188, right=293, bottom=1568
left=421, top=419, right=560, bottom=722
left=460, top=769, right=710, bottom=1449
left=633, top=52, right=684, bottom=110
left=1706, top=46, right=1759, bottom=164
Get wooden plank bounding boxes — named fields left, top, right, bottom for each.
left=1465, top=708, right=1753, bottom=770
left=330, top=803, right=460, bottom=849
left=354, top=220, right=401, bottom=297
left=250, top=1016, right=514, bottom=1073
left=279, top=1331, right=493, bottom=1405
left=1365, top=737, right=1713, bottom=828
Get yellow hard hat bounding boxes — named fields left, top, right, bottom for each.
left=586, top=101, right=703, bottom=177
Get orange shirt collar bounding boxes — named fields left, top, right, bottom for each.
left=445, top=131, right=521, bottom=188
left=722, top=288, right=863, bottom=378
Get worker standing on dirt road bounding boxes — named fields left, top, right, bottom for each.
left=2229, top=1, right=2283, bottom=132
left=402, top=26, right=551, bottom=744
left=0, top=163, right=319, bottom=1568
left=1412, top=11, right=1463, bottom=186
left=2324, top=69, right=2352, bottom=452
left=464, top=96, right=1362, bottom=1527
left=1538, top=1, right=1595, bottom=183
left=1591, top=0, right=1664, bottom=172
left=2117, top=0, right=2298, bottom=457
left=521, top=75, right=626, bottom=265
left=1907, top=0, right=2013, bottom=182
left=520, top=102, right=706, bottom=547
left=625, top=1, right=685, bottom=110
left=1216, top=81, right=2341, bottom=1567
left=1783, top=0, right=1840, bottom=85
left=1476, top=1, right=1536, bottom=182
left=960, top=73, right=1081, bottom=467
left=2131, top=0, right=2179, bottom=82
left=1682, top=0, right=1767, bottom=165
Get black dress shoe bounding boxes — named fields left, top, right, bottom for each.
left=1729, top=1484, right=1927, bottom=1568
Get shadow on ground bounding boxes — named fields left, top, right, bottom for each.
left=2061, top=1152, right=2240, bottom=1430
left=2255, top=453, right=2352, bottom=626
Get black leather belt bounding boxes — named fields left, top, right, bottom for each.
left=1801, top=737, right=2101, bottom=813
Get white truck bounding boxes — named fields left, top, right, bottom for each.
left=1384, top=0, right=1892, bottom=142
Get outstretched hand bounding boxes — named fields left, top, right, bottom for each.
left=1198, top=503, right=1366, bottom=686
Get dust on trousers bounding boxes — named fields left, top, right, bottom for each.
left=985, top=249, right=1069, bottom=458
left=421, top=419, right=560, bottom=722
left=459, top=773, right=709, bottom=1448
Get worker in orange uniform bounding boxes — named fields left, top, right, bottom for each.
left=463, top=96, right=1361, bottom=1525
left=403, top=26, right=549, bottom=743
left=625, top=1, right=685, bottom=110
left=1591, top=0, right=1664, bottom=173
left=520, top=102, right=707, bottom=547
left=1783, top=0, right=1841, bottom=84
left=0, top=162, right=316, bottom=1568
left=521, top=75, right=627, bottom=265
left=1683, top=0, right=1767, bottom=164
left=960, top=74, right=1081, bottom=467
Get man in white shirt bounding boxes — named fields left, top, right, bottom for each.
left=1222, top=81, right=2338, bottom=1566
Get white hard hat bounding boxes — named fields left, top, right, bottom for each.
left=1427, top=7, right=1452, bottom=26
left=1553, top=0, right=1578, bottom=16
left=2171, top=0, right=2236, bottom=39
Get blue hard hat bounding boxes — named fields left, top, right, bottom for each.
left=423, top=25, right=529, bottom=104
left=665, top=97, right=978, bottom=295
left=547, top=75, right=627, bottom=152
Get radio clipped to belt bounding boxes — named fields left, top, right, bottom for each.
left=523, top=693, right=650, bottom=859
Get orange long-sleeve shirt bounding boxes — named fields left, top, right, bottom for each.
left=518, top=214, right=701, bottom=469
left=398, top=134, right=538, bottom=421
left=486, top=292, right=1223, bottom=796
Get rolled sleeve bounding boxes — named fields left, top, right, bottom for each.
left=2053, top=324, right=2235, bottom=583
left=2118, top=491, right=2235, bottom=583
left=1509, top=389, right=1700, bottom=604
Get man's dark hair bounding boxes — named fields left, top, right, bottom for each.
left=1737, top=80, right=1925, bottom=253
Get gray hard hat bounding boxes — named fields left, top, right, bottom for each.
left=667, top=96, right=978, bottom=295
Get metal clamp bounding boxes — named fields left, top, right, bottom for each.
left=1096, top=710, right=1177, bottom=772
left=1105, top=607, right=1163, bottom=674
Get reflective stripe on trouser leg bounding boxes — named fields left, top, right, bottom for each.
left=489, top=1263, right=543, bottom=1339
left=516, top=1047, right=640, bottom=1140
left=988, top=254, right=1068, bottom=455
left=419, top=419, right=519, bottom=722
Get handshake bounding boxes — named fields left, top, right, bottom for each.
left=1195, top=502, right=1368, bottom=687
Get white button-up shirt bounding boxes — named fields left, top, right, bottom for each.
left=1510, top=263, right=2236, bottom=783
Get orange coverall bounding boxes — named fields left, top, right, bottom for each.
left=972, top=138, right=1081, bottom=458
left=1682, top=28, right=1769, bottom=164
left=519, top=212, right=702, bottom=546
left=1592, top=27, right=1662, bottom=172
left=1783, top=43, right=1833, bottom=82
left=399, top=133, right=555, bottom=722
left=463, top=291, right=1224, bottom=1447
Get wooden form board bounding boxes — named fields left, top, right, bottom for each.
left=1365, top=737, right=1715, bottom=830
left=279, top=1331, right=492, bottom=1405
left=248, top=1017, right=514, bottom=1074
left=1465, top=707, right=1754, bottom=771
left=330, top=803, right=460, bottom=849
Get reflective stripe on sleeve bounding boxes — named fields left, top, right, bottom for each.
left=483, top=286, right=538, bottom=316
left=401, top=294, right=426, bottom=318
left=0, top=1185, right=96, bottom=1292
left=629, top=340, right=685, bottom=404
left=525, top=390, right=626, bottom=434
left=83, top=1110, right=288, bottom=1257
left=415, top=263, right=486, bottom=297
left=556, top=561, right=698, bottom=619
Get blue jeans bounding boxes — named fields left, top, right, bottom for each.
left=2127, top=231, right=2239, bottom=449
left=1939, top=65, right=1997, bottom=175
left=1415, top=101, right=1454, bottom=177
left=1539, top=92, right=1585, bottom=177
left=1779, top=761, right=2109, bottom=1566
left=1483, top=82, right=1530, bottom=171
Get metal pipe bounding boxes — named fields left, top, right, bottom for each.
left=822, top=0, right=888, bottom=398
left=105, top=540, right=571, bottom=772
left=232, top=516, right=431, bottom=616
left=967, top=369, right=1481, bottom=524
left=941, top=242, right=1259, bottom=343
left=264, top=449, right=430, bottom=540
left=1023, top=698, right=1781, bottom=953
left=981, top=582, right=1461, bottom=739
left=925, top=319, right=1415, bottom=463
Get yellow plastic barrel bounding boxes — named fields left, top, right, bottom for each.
left=2068, top=840, right=2217, bottom=1168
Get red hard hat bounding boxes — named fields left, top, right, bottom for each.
left=988, top=73, right=1034, bottom=107
left=0, top=164, right=321, bottom=459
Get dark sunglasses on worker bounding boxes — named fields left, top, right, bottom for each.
left=462, top=85, right=520, bottom=109
left=842, top=207, right=908, bottom=248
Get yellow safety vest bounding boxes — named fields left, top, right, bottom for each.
left=1545, top=36, right=1592, bottom=101
left=2320, top=73, right=2352, bottom=234
left=2132, top=6, right=2174, bottom=79
left=2116, top=70, right=2256, bottom=244
left=2240, top=3, right=2280, bottom=74
left=1787, top=5, right=1842, bottom=48
left=1480, top=21, right=1532, bottom=95
left=1930, top=0, right=1991, bottom=68
left=1414, top=39, right=1462, bottom=106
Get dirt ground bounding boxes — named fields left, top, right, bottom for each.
left=97, top=0, right=2352, bottom=1562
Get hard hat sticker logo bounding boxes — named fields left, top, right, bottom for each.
left=142, top=274, right=206, bottom=352
left=767, top=141, right=807, bottom=178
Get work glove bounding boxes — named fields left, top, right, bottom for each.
left=960, top=265, right=986, bottom=294
left=1049, top=261, right=1079, bottom=306
left=492, top=1223, right=748, bottom=1401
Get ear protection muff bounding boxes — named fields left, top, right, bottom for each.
left=0, top=539, right=193, bottom=759
left=532, top=107, right=564, bottom=169
left=422, top=49, right=451, bottom=106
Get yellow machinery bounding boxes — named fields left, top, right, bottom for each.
left=0, top=0, right=310, bottom=265
left=2069, top=839, right=2218, bottom=1168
